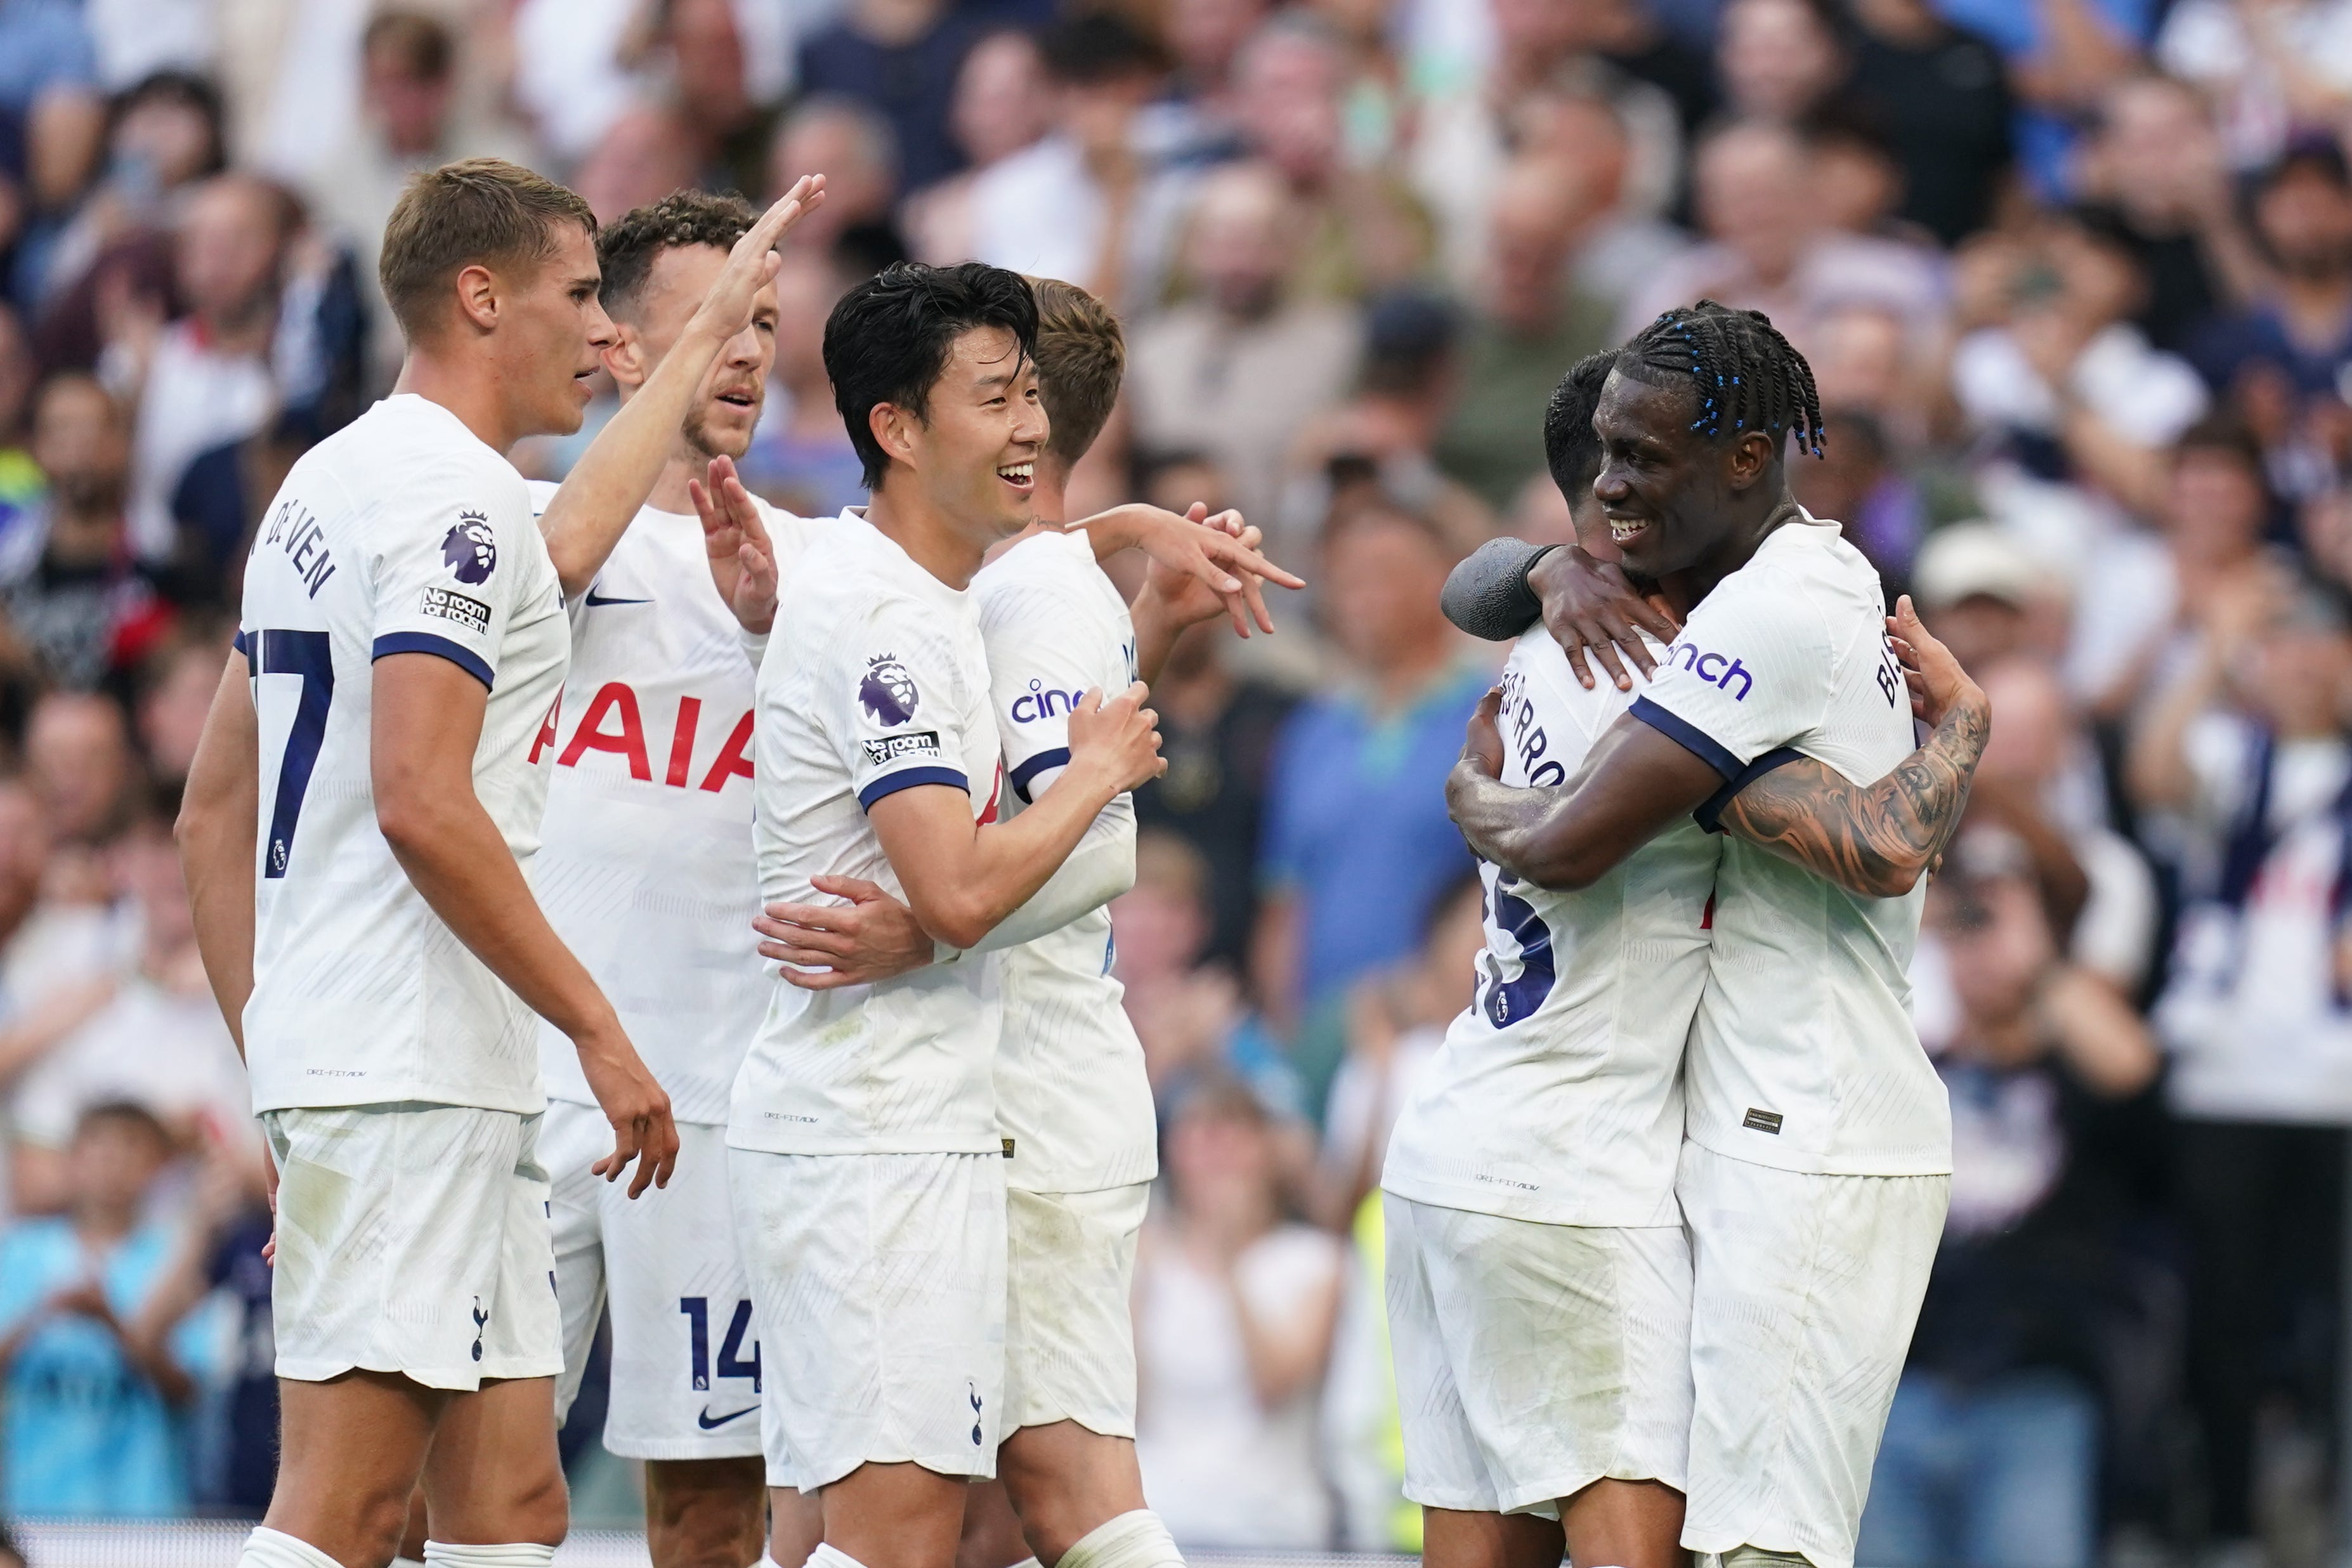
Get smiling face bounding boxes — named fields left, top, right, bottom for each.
left=1591, top=367, right=1759, bottom=578
left=879, top=324, right=1049, bottom=547
left=611, top=242, right=777, bottom=461
left=500, top=219, right=619, bottom=438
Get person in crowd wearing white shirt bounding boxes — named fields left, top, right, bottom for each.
left=171, top=157, right=711, bottom=1568
left=519, top=183, right=847, bottom=1568
left=1418, top=337, right=1989, bottom=1568
left=1441, top=303, right=1990, bottom=1568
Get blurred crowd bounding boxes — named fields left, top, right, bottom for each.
left=0, top=0, right=2350, bottom=1562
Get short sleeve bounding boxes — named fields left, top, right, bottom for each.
left=977, top=570, right=1110, bottom=805
left=1630, top=568, right=1836, bottom=780
left=369, top=463, right=534, bottom=689
left=837, top=596, right=979, bottom=811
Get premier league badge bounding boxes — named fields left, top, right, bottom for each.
left=442, top=513, right=498, bottom=585
left=860, top=655, right=920, bottom=726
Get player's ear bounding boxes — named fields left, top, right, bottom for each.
left=1724, top=429, right=1776, bottom=493
left=452, top=262, right=500, bottom=333
left=603, top=321, right=649, bottom=389
left=870, top=401, right=919, bottom=469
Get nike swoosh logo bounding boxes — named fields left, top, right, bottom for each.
left=583, top=592, right=652, bottom=607
left=697, top=1404, right=757, bottom=1429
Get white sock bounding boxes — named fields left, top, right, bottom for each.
left=802, top=1547, right=872, bottom=1568
left=1057, top=1511, right=1186, bottom=1568
left=238, top=1528, right=344, bottom=1568
left=422, top=1545, right=558, bottom=1567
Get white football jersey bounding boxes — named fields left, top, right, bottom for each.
left=240, top=395, right=568, bottom=1114
left=971, top=529, right=1155, bottom=1194
left=526, top=485, right=824, bottom=1125
left=727, top=514, right=1007, bottom=1156
left=1381, top=630, right=1719, bottom=1227
left=1631, top=514, right=1950, bottom=1176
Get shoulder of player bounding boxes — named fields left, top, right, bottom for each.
left=1508, top=635, right=1633, bottom=736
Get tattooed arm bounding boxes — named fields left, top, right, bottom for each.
left=1713, top=597, right=1992, bottom=898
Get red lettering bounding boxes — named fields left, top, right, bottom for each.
left=559, top=683, right=651, bottom=781
left=698, top=710, right=754, bottom=792
left=528, top=685, right=565, bottom=764
left=666, top=696, right=702, bottom=788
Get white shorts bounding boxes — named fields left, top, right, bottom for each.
left=731, top=1147, right=1006, bottom=1491
left=1678, top=1142, right=1950, bottom=1568
left=1003, top=1182, right=1149, bottom=1440
left=264, top=1103, right=561, bottom=1391
left=1383, top=1192, right=1694, bottom=1517
left=545, top=1103, right=762, bottom=1460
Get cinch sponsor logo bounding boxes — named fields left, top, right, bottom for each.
left=1010, top=681, right=1086, bottom=723
left=527, top=681, right=754, bottom=792
left=1669, top=641, right=1754, bottom=700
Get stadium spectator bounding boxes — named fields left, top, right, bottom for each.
left=1841, top=0, right=2015, bottom=245
left=1134, top=1077, right=1344, bottom=1548
left=902, top=30, right=1054, bottom=266
left=2127, top=572, right=2352, bottom=1562
left=1715, top=0, right=1847, bottom=122
left=1253, top=497, right=1482, bottom=1036
left=0, top=1100, right=208, bottom=1517
left=1434, top=155, right=1619, bottom=512
left=2, top=372, right=158, bottom=693
left=794, top=0, right=988, bottom=195
left=736, top=249, right=863, bottom=518
left=25, top=689, right=135, bottom=847
left=1619, top=118, right=1947, bottom=344
left=1864, top=844, right=2160, bottom=1568
left=2189, top=141, right=2352, bottom=418
left=1128, top=161, right=1363, bottom=535
left=1229, top=15, right=1432, bottom=303
left=764, top=95, right=901, bottom=262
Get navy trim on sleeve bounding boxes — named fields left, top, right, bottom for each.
left=372, top=632, right=493, bottom=691
left=232, top=629, right=250, bottom=658
left=1694, top=746, right=1808, bottom=834
left=858, top=767, right=970, bottom=811
left=1009, top=747, right=1072, bottom=804
left=1629, top=695, right=1742, bottom=782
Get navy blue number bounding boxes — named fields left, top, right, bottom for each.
left=681, top=1296, right=760, bottom=1390
left=1482, top=878, right=1557, bottom=1026
left=252, top=630, right=334, bottom=879
left=717, top=1298, right=761, bottom=1390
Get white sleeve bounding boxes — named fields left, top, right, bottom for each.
left=977, top=564, right=1105, bottom=806
left=1629, top=565, right=1835, bottom=780
left=833, top=595, right=981, bottom=811
left=369, top=461, right=535, bottom=689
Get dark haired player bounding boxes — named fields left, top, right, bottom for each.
left=518, top=184, right=875, bottom=1568
left=725, top=261, right=1288, bottom=1568
left=1389, top=344, right=1989, bottom=1568
left=1439, top=303, right=1990, bottom=1568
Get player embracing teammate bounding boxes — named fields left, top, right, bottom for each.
left=1394, top=302, right=1996, bottom=1568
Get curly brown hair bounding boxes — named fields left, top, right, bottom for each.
left=595, top=188, right=759, bottom=321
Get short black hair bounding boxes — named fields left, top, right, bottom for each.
left=1618, top=299, right=1826, bottom=458
left=1543, top=349, right=1617, bottom=502
left=824, top=261, right=1040, bottom=488
left=597, top=189, right=757, bottom=319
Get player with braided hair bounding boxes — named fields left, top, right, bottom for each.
left=1439, top=303, right=1976, bottom=1568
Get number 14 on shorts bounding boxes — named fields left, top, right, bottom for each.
left=679, top=1297, right=761, bottom=1391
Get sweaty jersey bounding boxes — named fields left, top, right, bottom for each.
left=971, top=529, right=1155, bottom=1194
left=728, top=514, right=1007, bottom=1157
left=1631, top=513, right=1950, bottom=1177
left=240, top=394, right=568, bottom=1114
left=1382, top=630, right=1719, bottom=1227
left=526, top=483, right=823, bottom=1125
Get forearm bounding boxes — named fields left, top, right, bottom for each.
left=2124, top=646, right=2222, bottom=809
left=381, top=796, right=618, bottom=1042
left=961, top=796, right=1136, bottom=954
left=1444, top=764, right=1641, bottom=890
left=539, top=322, right=726, bottom=598
left=1718, top=695, right=1991, bottom=897
left=1130, top=595, right=1179, bottom=688
left=2041, top=965, right=2159, bottom=1095
left=893, top=774, right=1125, bottom=950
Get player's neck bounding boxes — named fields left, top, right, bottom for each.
left=981, top=458, right=1076, bottom=563
left=393, top=350, right=525, bottom=455
left=864, top=481, right=991, bottom=590
left=644, top=450, right=704, bottom=516
left=1685, top=492, right=1801, bottom=603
